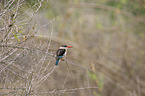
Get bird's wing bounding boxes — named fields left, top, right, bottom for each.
left=56, top=49, right=66, bottom=56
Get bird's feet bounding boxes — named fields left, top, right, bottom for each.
left=61, top=58, right=65, bottom=61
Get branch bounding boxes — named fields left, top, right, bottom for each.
left=65, top=60, right=93, bottom=72
left=0, top=0, right=25, bottom=16
left=33, top=66, right=57, bottom=89
left=0, top=87, right=98, bottom=95
left=39, top=87, right=99, bottom=94
left=0, top=44, right=30, bottom=50
left=0, top=44, right=54, bottom=57
left=0, top=87, right=27, bottom=89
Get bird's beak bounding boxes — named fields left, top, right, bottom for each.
left=67, top=46, right=72, bottom=48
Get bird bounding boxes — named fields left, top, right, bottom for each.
left=55, top=45, right=72, bottom=65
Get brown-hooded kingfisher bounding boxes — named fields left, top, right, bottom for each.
left=55, top=45, right=72, bottom=65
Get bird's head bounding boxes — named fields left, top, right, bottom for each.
left=60, top=45, right=72, bottom=48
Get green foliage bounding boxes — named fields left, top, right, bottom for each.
left=93, top=91, right=101, bottom=96
left=13, top=32, right=20, bottom=41
left=45, top=9, right=57, bottom=19
left=24, top=0, right=49, bottom=11
left=88, top=72, right=104, bottom=91
left=88, top=72, right=98, bottom=80
left=106, top=0, right=145, bottom=15
left=59, top=0, right=69, bottom=2
left=98, top=74, right=104, bottom=91
left=106, top=1, right=123, bottom=8
left=96, top=23, right=103, bottom=29
left=121, top=0, right=127, bottom=4
left=25, top=0, right=39, bottom=6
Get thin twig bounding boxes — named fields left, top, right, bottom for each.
left=65, top=61, right=75, bottom=79
left=34, top=66, right=57, bottom=89
left=0, top=49, right=24, bottom=73
left=65, top=60, right=93, bottom=72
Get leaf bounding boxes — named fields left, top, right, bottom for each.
left=19, top=30, right=22, bottom=33
left=98, top=74, right=104, bottom=91
left=96, top=23, right=103, bottom=29
left=88, top=72, right=98, bottom=80
left=14, top=34, right=18, bottom=40
left=121, top=0, right=127, bottom=4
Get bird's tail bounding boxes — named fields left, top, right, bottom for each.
left=55, top=60, right=59, bottom=66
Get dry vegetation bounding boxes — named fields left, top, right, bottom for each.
left=0, top=0, right=145, bottom=96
